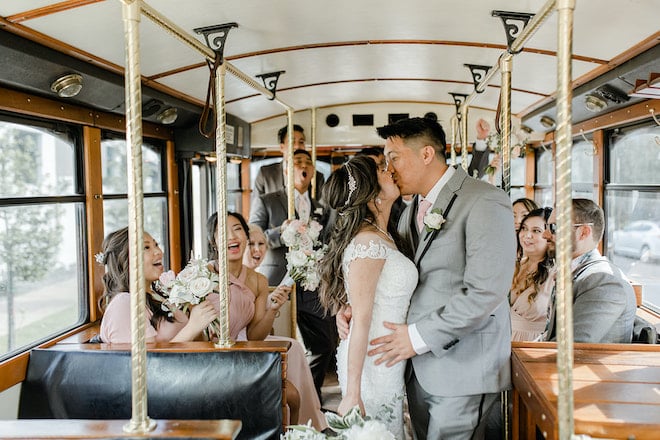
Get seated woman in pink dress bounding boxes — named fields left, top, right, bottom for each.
left=99, top=227, right=217, bottom=343
left=509, top=208, right=555, bottom=341
left=207, top=212, right=326, bottom=430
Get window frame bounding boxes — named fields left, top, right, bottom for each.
left=0, top=113, right=88, bottom=360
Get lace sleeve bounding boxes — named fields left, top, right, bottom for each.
left=345, top=239, right=390, bottom=264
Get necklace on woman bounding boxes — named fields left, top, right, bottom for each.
left=364, top=218, right=392, bottom=239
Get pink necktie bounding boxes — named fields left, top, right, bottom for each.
left=297, top=194, right=310, bottom=222
left=416, top=199, right=432, bottom=232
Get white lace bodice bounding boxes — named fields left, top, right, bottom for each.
left=341, top=239, right=417, bottom=334
left=337, top=238, right=418, bottom=438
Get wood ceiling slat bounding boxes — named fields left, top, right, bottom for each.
left=227, top=40, right=608, bottom=65
left=5, top=0, right=104, bottom=23
left=148, top=40, right=606, bottom=83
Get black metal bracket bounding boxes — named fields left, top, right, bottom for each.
left=464, top=64, right=492, bottom=94
left=491, top=10, right=535, bottom=54
left=193, top=22, right=239, bottom=62
left=449, top=93, right=468, bottom=122
left=256, top=71, right=286, bottom=100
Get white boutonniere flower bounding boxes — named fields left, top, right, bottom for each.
left=314, top=207, right=323, bottom=216
left=423, top=208, right=446, bottom=232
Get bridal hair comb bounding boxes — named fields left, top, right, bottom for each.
left=94, top=252, right=106, bottom=265
left=343, top=163, right=357, bottom=207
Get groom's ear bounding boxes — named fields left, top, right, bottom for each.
left=420, top=144, right=436, bottom=164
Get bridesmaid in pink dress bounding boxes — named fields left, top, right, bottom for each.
left=509, top=208, right=555, bottom=341
left=99, top=227, right=217, bottom=344
left=207, top=212, right=327, bottom=430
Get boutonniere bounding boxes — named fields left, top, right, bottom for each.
left=423, top=208, right=446, bottom=232
left=313, top=207, right=323, bottom=216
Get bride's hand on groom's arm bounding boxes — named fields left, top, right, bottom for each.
left=368, top=322, right=416, bottom=367
left=336, top=305, right=352, bottom=340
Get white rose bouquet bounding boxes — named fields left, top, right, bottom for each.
left=282, top=406, right=395, bottom=440
left=156, top=257, right=220, bottom=337
left=280, top=219, right=327, bottom=291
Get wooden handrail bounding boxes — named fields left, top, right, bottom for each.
left=0, top=419, right=241, bottom=439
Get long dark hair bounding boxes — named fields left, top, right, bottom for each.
left=319, top=156, right=407, bottom=314
left=206, top=211, right=250, bottom=260
left=513, top=208, right=554, bottom=303
left=98, top=227, right=173, bottom=328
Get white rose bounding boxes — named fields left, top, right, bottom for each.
left=303, top=272, right=320, bottom=291
left=288, top=249, right=309, bottom=267
left=298, top=234, right=314, bottom=250
left=168, top=284, right=194, bottom=305
left=281, top=227, right=297, bottom=246
left=177, top=265, right=197, bottom=282
left=308, top=220, right=322, bottom=240
left=344, top=420, right=395, bottom=440
left=188, top=276, right=213, bottom=298
left=158, top=270, right=176, bottom=289
left=424, top=209, right=446, bottom=231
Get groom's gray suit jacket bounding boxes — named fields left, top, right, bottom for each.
left=399, top=166, right=516, bottom=396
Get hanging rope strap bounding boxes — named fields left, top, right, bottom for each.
left=199, top=55, right=222, bottom=139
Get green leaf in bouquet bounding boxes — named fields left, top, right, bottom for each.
left=326, top=406, right=365, bottom=432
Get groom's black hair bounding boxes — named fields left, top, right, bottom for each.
left=376, top=117, right=447, bottom=158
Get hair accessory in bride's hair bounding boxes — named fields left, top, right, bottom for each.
left=343, top=163, right=357, bottom=207
left=94, top=252, right=106, bottom=265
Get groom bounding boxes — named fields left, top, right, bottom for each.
left=362, top=117, right=515, bottom=439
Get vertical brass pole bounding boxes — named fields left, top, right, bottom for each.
left=285, top=112, right=296, bottom=339
left=460, top=106, right=469, bottom=172
left=556, top=0, right=576, bottom=438
left=120, top=0, right=154, bottom=432
left=214, top=61, right=233, bottom=347
left=286, top=112, right=295, bottom=220
left=311, top=107, right=318, bottom=199
left=500, top=54, right=513, bottom=195
left=450, top=116, right=458, bottom=166
left=499, top=52, right=514, bottom=440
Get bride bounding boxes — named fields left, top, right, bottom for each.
left=319, top=156, right=418, bottom=438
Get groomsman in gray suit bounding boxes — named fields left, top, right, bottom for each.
left=252, top=124, right=325, bottom=201
left=366, top=117, right=516, bottom=439
left=542, top=198, right=636, bottom=343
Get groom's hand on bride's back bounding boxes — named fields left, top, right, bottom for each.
left=368, top=322, right=416, bottom=367
left=336, top=305, right=352, bottom=339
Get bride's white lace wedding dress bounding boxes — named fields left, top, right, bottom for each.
left=337, top=238, right=418, bottom=438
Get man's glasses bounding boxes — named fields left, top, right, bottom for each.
left=545, top=222, right=594, bottom=234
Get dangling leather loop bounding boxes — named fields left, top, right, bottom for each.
left=199, top=55, right=222, bottom=139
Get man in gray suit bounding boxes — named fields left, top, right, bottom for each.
left=367, top=117, right=516, bottom=439
left=542, top=198, right=636, bottom=343
left=252, top=124, right=325, bottom=201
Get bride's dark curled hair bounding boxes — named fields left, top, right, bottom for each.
left=320, top=156, right=405, bottom=314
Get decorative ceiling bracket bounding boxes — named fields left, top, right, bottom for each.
left=464, top=64, right=492, bottom=94
left=491, top=10, right=535, bottom=54
left=193, top=22, right=239, bottom=62
left=256, top=70, right=286, bottom=100
left=449, top=93, right=468, bottom=121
